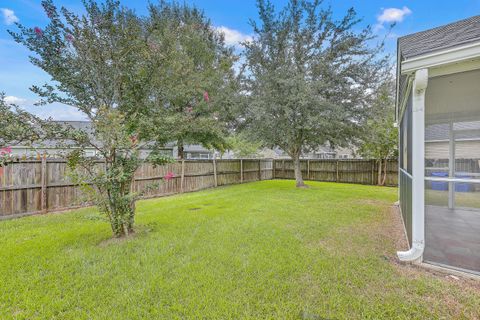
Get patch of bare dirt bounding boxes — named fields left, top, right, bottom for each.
left=354, top=199, right=391, bottom=206
left=97, top=225, right=155, bottom=247
left=98, top=234, right=136, bottom=247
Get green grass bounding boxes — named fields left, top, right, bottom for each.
left=426, top=189, right=480, bottom=208
left=1, top=180, right=479, bottom=319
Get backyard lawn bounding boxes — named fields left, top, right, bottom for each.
left=1, top=180, right=479, bottom=319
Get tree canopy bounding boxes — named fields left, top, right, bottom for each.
left=357, top=81, right=398, bottom=185
left=242, top=0, right=390, bottom=187
left=0, top=93, right=41, bottom=149
left=8, top=0, right=240, bottom=236
left=146, top=2, right=239, bottom=158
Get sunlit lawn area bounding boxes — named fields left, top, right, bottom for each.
left=426, top=188, right=480, bottom=208
left=1, top=180, right=479, bottom=319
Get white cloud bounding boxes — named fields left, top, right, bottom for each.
left=215, top=26, right=252, bottom=48
left=1, top=8, right=19, bottom=25
left=4, top=96, right=87, bottom=120
left=24, top=102, right=87, bottom=121
left=4, top=95, right=26, bottom=105
left=377, top=6, right=412, bottom=24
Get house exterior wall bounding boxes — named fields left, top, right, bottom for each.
left=8, top=146, right=173, bottom=159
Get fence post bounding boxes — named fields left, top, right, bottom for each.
left=213, top=159, right=218, bottom=187
left=240, top=159, right=243, bottom=183
left=282, top=160, right=285, bottom=178
left=336, top=160, right=339, bottom=183
left=272, top=159, right=276, bottom=179
left=258, top=159, right=262, bottom=181
left=371, top=160, right=375, bottom=185
left=307, top=159, right=310, bottom=180
left=180, top=160, right=185, bottom=193
left=41, top=155, right=47, bottom=213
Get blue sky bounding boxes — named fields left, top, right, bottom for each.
left=1, top=0, right=480, bottom=120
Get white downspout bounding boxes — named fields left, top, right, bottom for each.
left=397, top=68, right=428, bottom=262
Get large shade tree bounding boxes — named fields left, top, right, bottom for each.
left=9, top=0, right=173, bottom=237
left=146, top=2, right=239, bottom=159
left=243, top=0, right=389, bottom=187
left=357, top=81, right=398, bottom=186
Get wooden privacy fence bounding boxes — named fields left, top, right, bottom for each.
left=0, top=158, right=397, bottom=219
left=273, top=159, right=398, bottom=187
left=0, top=159, right=273, bottom=218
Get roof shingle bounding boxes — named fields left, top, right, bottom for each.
left=398, top=15, right=480, bottom=60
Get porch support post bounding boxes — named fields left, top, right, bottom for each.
left=398, top=68, right=428, bottom=262
left=448, top=121, right=455, bottom=209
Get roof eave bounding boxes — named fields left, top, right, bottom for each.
left=401, top=40, right=480, bottom=75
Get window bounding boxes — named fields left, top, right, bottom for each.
left=186, top=152, right=211, bottom=160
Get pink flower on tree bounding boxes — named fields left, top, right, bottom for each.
left=66, top=34, right=74, bottom=43
left=148, top=41, right=159, bottom=51
left=130, top=134, right=138, bottom=146
left=34, top=27, right=43, bottom=38
left=163, top=171, right=175, bottom=181
left=42, top=2, right=54, bottom=18
left=45, top=9, right=54, bottom=18
left=186, top=106, right=193, bottom=113
left=203, top=91, right=210, bottom=103
left=0, top=147, right=12, bottom=155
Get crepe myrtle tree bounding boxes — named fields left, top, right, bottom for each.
left=0, top=93, right=50, bottom=147
left=9, top=0, right=173, bottom=237
left=357, top=82, right=398, bottom=186
left=243, top=0, right=390, bottom=187
left=0, top=93, right=48, bottom=166
left=146, top=2, right=239, bottom=159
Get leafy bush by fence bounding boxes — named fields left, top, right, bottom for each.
left=0, top=158, right=397, bottom=218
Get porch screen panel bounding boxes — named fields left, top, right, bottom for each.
left=424, top=69, right=480, bottom=274
left=400, top=170, right=412, bottom=245
left=399, top=92, right=413, bottom=246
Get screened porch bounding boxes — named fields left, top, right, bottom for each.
left=423, top=69, right=480, bottom=274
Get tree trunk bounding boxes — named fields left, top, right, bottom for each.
left=377, top=159, right=382, bottom=186
left=381, top=159, right=388, bottom=186
left=293, top=153, right=306, bottom=188
left=178, top=141, right=184, bottom=160
left=102, top=169, right=137, bottom=238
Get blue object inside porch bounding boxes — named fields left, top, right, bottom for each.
left=431, top=171, right=448, bottom=191
left=455, top=173, right=472, bottom=192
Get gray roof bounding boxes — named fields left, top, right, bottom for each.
left=396, top=15, right=480, bottom=119
left=30, top=121, right=96, bottom=148
left=398, top=15, right=480, bottom=60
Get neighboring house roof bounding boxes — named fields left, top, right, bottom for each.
left=12, top=120, right=203, bottom=152
left=23, top=121, right=96, bottom=148
left=398, top=15, right=480, bottom=60
left=271, top=145, right=355, bottom=158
